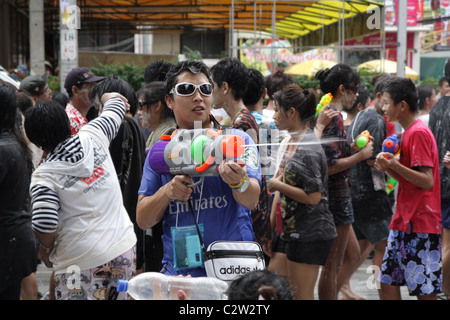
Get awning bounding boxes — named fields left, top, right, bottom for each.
left=16, top=0, right=383, bottom=43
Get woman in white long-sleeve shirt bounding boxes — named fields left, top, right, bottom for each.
left=24, top=93, right=137, bottom=300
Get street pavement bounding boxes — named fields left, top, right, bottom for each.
left=35, top=256, right=415, bottom=300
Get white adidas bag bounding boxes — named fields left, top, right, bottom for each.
left=204, top=241, right=265, bottom=282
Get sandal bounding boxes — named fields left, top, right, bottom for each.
left=437, top=293, right=450, bottom=300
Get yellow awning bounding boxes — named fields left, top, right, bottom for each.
left=15, top=0, right=383, bottom=42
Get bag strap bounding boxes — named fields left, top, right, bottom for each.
left=187, top=198, right=206, bottom=252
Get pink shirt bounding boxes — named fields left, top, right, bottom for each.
left=65, top=103, right=88, bottom=135
left=390, top=119, right=441, bottom=234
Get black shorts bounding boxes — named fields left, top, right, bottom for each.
left=353, top=218, right=391, bottom=244
left=442, top=198, right=450, bottom=229
left=352, top=191, right=393, bottom=244
left=272, top=235, right=335, bottom=266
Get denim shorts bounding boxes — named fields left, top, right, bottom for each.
left=272, top=235, right=335, bottom=266
left=329, top=196, right=354, bottom=227
left=378, top=230, right=442, bottom=296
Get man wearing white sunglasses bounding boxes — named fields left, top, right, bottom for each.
left=136, top=60, right=262, bottom=277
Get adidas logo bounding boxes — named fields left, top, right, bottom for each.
left=219, top=265, right=252, bottom=275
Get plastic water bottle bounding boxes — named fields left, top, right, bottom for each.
left=116, top=272, right=229, bottom=300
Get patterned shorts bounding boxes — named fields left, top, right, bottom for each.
left=378, top=230, right=442, bottom=296
left=54, top=246, right=136, bottom=300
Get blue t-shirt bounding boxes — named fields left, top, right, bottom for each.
left=138, top=128, right=261, bottom=276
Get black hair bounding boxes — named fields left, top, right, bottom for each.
left=439, top=76, right=448, bottom=87
left=371, top=74, right=391, bottom=95
left=445, top=58, right=450, bottom=84
left=1, top=82, right=20, bottom=132
left=24, top=99, right=71, bottom=153
left=210, top=58, right=249, bottom=100
left=265, top=70, right=295, bottom=99
left=243, top=68, right=266, bottom=106
left=144, top=60, right=174, bottom=84
left=226, top=270, right=293, bottom=300
left=137, top=81, right=174, bottom=119
left=417, top=83, right=434, bottom=111
left=273, top=84, right=317, bottom=124
left=65, top=82, right=83, bottom=100
left=383, top=77, right=418, bottom=112
left=16, top=89, right=34, bottom=114
left=91, top=75, right=138, bottom=116
left=52, top=92, right=70, bottom=109
left=0, top=83, right=33, bottom=173
left=315, top=63, right=360, bottom=96
left=346, top=87, right=371, bottom=114
left=164, top=60, right=213, bottom=96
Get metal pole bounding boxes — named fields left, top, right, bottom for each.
left=59, top=0, right=79, bottom=94
left=29, top=0, right=45, bottom=75
left=397, top=0, right=407, bottom=78
left=341, top=1, right=345, bottom=64
left=271, top=0, right=276, bottom=73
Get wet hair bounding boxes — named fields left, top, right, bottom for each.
left=91, top=75, right=138, bottom=116
left=315, top=63, right=360, bottom=96
left=164, top=60, right=213, bottom=96
left=445, top=58, right=450, bottom=84
left=243, top=68, right=266, bottom=106
left=417, top=83, right=434, bottom=111
left=52, top=92, right=69, bottom=109
left=273, top=84, right=317, bottom=124
left=144, top=60, right=173, bottom=84
left=372, top=74, right=391, bottom=95
left=439, top=76, right=448, bottom=87
left=24, top=99, right=71, bottom=153
left=383, top=77, right=418, bottom=112
left=210, top=58, right=249, bottom=100
left=346, top=87, right=371, bottom=114
left=137, top=81, right=174, bottom=119
left=265, top=70, right=295, bottom=99
left=226, top=270, right=293, bottom=300
left=1, top=82, right=20, bottom=132
left=0, top=83, right=33, bottom=173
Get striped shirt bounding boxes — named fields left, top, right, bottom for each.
left=31, top=97, right=125, bottom=234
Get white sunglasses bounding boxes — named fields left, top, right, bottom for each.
left=170, top=82, right=213, bottom=97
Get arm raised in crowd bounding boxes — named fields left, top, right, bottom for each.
left=87, top=93, right=129, bottom=143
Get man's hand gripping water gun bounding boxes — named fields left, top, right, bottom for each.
left=147, top=128, right=248, bottom=194
left=375, top=133, right=401, bottom=193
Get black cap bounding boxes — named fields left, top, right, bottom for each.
left=64, top=67, right=105, bottom=92
left=19, top=72, right=49, bottom=96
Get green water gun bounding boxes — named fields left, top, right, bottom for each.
left=386, top=177, right=398, bottom=195
left=356, top=130, right=370, bottom=148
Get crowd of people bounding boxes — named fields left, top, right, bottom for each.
left=1, top=56, right=450, bottom=301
